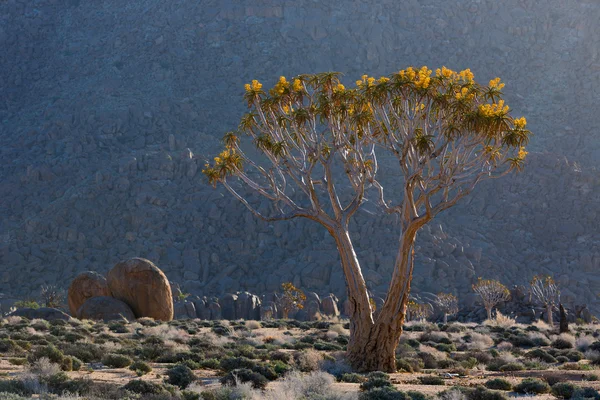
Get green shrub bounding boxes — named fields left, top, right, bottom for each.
left=552, top=338, right=574, bottom=349
left=0, top=339, right=20, bottom=354
left=13, top=300, right=40, bottom=309
left=358, top=386, right=407, bottom=400
left=8, top=358, right=27, bottom=366
left=418, top=376, right=444, bottom=385
left=584, top=374, right=599, bottom=381
left=200, top=358, right=220, bottom=369
left=551, top=382, right=577, bottom=399
left=396, top=358, right=415, bottom=373
left=0, top=380, right=34, bottom=396
left=70, top=356, right=83, bottom=371
left=498, top=362, right=525, bottom=372
left=28, top=344, right=64, bottom=364
left=435, top=343, right=456, bottom=353
left=43, top=372, right=92, bottom=395
left=514, top=378, right=551, bottom=394
left=485, top=378, right=512, bottom=391
left=62, top=342, right=104, bottom=362
left=122, top=379, right=168, bottom=395
left=102, top=353, right=132, bottom=368
left=220, top=368, right=268, bottom=389
left=572, top=387, right=600, bottom=399
left=220, top=356, right=257, bottom=372
left=525, top=348, right=557, bottom=363
left=166, top=364, right=195, bottom=389
left=129, top=360, right=152, bottom=375
left=360, top=377, right=393, bottom=391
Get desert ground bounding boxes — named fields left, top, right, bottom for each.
left=0, top=315, right=599, bottom=399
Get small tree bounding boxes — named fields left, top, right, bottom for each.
left=279, top=282, right=306, bottom=319
left=530, top=275, right=560, bottom=326
left=407, top=300, right=433, bottom=322
left=434, top=292, right=459, bottom=323
left=40, top=285, right=64, bottom=309
left=472, top=278, right=510, bottom=320
left=204, top=67, right=530, bottom=371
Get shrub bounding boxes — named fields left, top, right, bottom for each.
left=220, top=368, right=268, bottom=389
left=552, top=338, right=574, bottom=349
left=0, top=380, right=34, bottom=396
left=102, top=353, right=132, bottom=368
left=551, top=382, right=577, bottom=399
left=498, top=362, right=525, bottom=372
left=514, top=378, right=551, bottom=394
left=584, top=374, right=599, bottom=381
left=123, top=379, right=168, bottom=395
left=166, top=364, right=195, bottom=389
left=418, top=375, right=445, bottom=385
left=220, top=356, right=257, bottom=372
left=360, top=377, right=392, bottom=391
left=293, top=349, right=322, bottom=372
left=525, top=348, right=557, bottom=363
left=69, top=356, right=83, bottom=371
left=28, top=344, right=64, bottom=364
left=200, top=358, right=220, bottom=369
left=359, top=386, right=408, bottom=400
left=62, top=342, right=104, bottom=362
left=572, top=387, right=600, bottom=399
left=8, top=358, right=27, bottom=366
left=485, top=379, right=512, bottom=391
left=129, top=360, right=152, bottom=375
left=464, top=386, right=508, bottom=400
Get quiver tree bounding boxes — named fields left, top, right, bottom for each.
left=203, top=66, right=531, bottom=371
left=407, top=300, right=433, bottom=322
left=434, top=292, right=459, bottom=323
left=472, top=278, right=511, bottom=320
left=530, top=275, right=560, bottom=326
left=279, top=282, right=306, bottom=319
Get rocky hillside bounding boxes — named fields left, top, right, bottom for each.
left=1, top=0, right=600, bottom=314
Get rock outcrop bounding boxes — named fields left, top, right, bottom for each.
left=107, top=258, right=173, bottom=321
left=67, top=271, right=111, bottom=317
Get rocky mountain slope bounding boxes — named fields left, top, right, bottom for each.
left=1, top=0, right=599, bottom=314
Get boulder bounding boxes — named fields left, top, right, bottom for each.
left=321, top=294, right=339, bottom=317
left=77, top=296, right=135, bottom=321
left=208, top=301, right=222, bottom=320
left=236, top=291, right=261, bottom=320
left=174, top=301, right=196, bottom=320
left=10, top=307, right=71, bottom=321
left=107, top=257, right=173, bottom=321
left=194, top=299, right=209, bottom=320
left=219, top=293, right=237, bottom=320
left=67, top=271, right=111, bottom=317
left=305, top=300, right=321, bottom=321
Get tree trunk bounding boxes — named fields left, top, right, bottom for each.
left=339, top=224, right=419, bottom=372
left=546, top=304, right=554, bottom=326
left=559, top=303, right=569, bottom=333
left=486, top=307, right=492, bottom=320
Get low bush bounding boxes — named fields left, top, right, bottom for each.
left=418, top=376, right=445, bottom=385
left=359, top=386, right=408, bottom=400
left=514, top=378, right=551, bottom=394
left=28, top=344, right=64, bottom=364
left=129, top=360, right=152, bottom=375
left=102, top=353, right=132, bottom=368
left=551, top=382, right=577, bottom=399
left=122, top=379, right=168, bottom=395
left=525, top=348, right=557, bottom=363
left=219, top=356, right=257, bottom=372
left=485, top=378, right=512, bottom=391
left=220, top=368, right=268, bottom=389
left=166, top=364, right=195, bottom=389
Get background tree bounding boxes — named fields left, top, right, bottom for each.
left=472, top=278, right=510, bottom=320
left=279, top=282, right=306, bottom=319
left=204, top=66, right=531, bottom=371
left=407, top=300, right=433, bottom=322
left=530, top=275, right=560, bottom=326
left=434, top=292, right=459, bottom=323
left=40, top=285, right=64, bottom=309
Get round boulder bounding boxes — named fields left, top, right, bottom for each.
left=77, top=296, right=136, bottom=321
left=68, top=271, right=111, bottom=317
left=107, top=258, right=173, bottom=321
